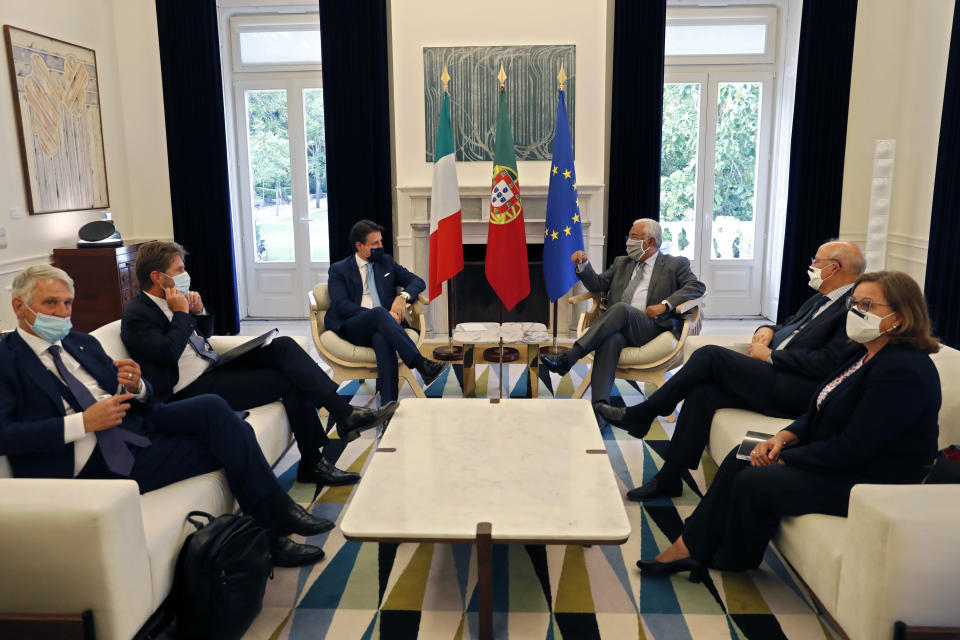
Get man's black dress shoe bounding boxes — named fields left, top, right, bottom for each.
left=539, top=353, right=572, bottom=376
left=271, top=499, right=335, bottom=537
left=269, top=536, right=326, bottom=567
left=626, top=475, right=683, bottom=502
left=593, top=402, right=628, bottom=428
left=338, top=401, right=400, bottom=442
left=418, top=360, right=449, bottom=387
left=636, top=557, right=705, bottom=582
left=297, top=458, right=361, bottom=486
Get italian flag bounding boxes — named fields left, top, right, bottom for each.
left=428, top=91, right=464, bottom=301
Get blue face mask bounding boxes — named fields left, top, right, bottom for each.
left=25, top=306, right=72, bottom=343
left=162, top=271, right=191, bottom=295
left=367, top=247, right=385, bottom=263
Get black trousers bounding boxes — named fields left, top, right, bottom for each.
left=79, top=395, right=281, bottom=523
left=172, top=336, right=344, bottom=467
left=337, top=307, right=422, bottom=403
left=681, top=447, right=857, bottom=570
left=626, top=345, right=819, bottom=469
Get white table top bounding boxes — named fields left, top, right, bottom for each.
left=339, top=398, right=631, bottom=543
left=452, top=322, right=551, bottom=343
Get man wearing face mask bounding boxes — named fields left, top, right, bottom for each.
left=325, top=220, right=448, bottom=404
left=540, top=218, right=706, bottom=404
left=595, top=240, right=866, bottom=501
left=121, top=241, right=399, bottom=488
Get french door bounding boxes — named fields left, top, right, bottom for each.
left=660, top=71, right=774, bottom=316
left=233, top=78, right=328, bottom=317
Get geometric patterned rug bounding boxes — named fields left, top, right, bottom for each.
left=245, top=363, right=842, bottom=639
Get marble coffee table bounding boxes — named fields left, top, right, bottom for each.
left=452, top=322, right=552, bottom=398
left=339, top=398, right=631, bottom=640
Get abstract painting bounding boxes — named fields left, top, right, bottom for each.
left=424, top=45, right=575, bottom=162
left=4, top=26, right=109, bottom=214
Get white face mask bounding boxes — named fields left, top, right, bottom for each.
left=846, top=308, right=896, bottom=344
left=626, top=238, right=650, bottom=262
left=808, top=264, right=835, bottom=291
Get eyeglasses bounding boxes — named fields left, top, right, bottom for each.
left=845, top=297, right=893, bottom=314
left=625, top=235, right=647, bottom=242
left=810, top=256, right=842, bottom=268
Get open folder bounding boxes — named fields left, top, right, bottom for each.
left=214, top=328, right=278, bottom=369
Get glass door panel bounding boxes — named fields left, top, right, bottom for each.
left=303, top=88, right=329, bottom=262
left=711, top=82, right=761, bottom=260
left=245, top=89, right=293, bottom=263
left=660, top=82, right=701, bottom=260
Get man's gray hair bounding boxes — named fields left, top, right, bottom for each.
left=12, top=265, right=75, bottom=305
left=632, top=218, right=663, bottom=246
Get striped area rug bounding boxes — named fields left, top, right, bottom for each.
left=247, top=364, right=841, bottom=640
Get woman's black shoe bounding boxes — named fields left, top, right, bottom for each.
left=636, top=557, right=705, bottom=582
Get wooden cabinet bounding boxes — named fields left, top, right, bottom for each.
left=52, top=243, right=142, bottom=332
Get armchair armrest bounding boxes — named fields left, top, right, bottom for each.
left=683, top=335, right=752, bottom=362
left=836, top=484, right=960, bottom=640
left=207, top=334, right=309, bottom=353
left=0, top=479, right=154, bottom=640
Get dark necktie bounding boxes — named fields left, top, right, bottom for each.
left=769, top=294, right=829, bottom=349
left=620, top=261, right=646, bottom=304
left=187, top=333, right=220, bottom=364
left=48, top=345, right=151, bottom=476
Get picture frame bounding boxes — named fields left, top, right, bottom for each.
left=4, top=25, right=110, bottom=214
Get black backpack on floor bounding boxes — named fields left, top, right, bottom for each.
left=171, top=511, right=273, bottom=640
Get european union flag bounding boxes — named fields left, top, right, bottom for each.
left=543, top=89, right=585, bottom=302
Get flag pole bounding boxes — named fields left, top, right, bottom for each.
left=431, top=64, right=463, bottom=363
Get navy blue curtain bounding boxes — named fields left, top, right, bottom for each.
left=607, top=0, right=666, bottom=267
left=155, top=0, right=239, bottom=334
left=319, top=0, right=393, bottom=264
left=925, top=1, right=960, bottom=348
left=776, top=0, right=859, bottom=322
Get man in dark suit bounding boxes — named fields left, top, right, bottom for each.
left=325, top=220, right=447, bottom=404
left=540, top=218, right=706, bottom=403
left=0, top=266, right=333, bottom=567
left=120, top=241, right=397, bottom=488
left=595, top=240, right=866, bottom=501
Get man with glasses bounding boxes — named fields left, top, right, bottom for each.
left=540, top=218, right=706, bottom=404
left=595, top=240, right=865, bottom=501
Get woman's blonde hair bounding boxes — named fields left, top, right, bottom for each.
left=854, top=271, right=939, bottom=353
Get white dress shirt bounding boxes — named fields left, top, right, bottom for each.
left=577, top=251, right=662, bottom=310
left=144, top=292, right=213, bottom=392
left=17, top=326, right=147, bottom=476
left=775, top=283, right=854, bottom=350
left=354, top=253, right=409, bottom=310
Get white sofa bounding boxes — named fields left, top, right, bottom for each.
left=684, top=335, right=960, bottom=640
left=0, top=321, right=302, bottom=640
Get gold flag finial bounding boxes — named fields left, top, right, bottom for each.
left=498, top=63, right=507, bottom=89
left=441, top=64, right=450, bottom=92
left=558, top=62, right=566, bottom=91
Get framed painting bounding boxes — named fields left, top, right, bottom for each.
left=4, top=25, right=109, bottom=214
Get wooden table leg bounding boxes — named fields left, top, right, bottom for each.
left=476, top=522, right=493, bottom=640
left=463, top=343, right=476, bottom=398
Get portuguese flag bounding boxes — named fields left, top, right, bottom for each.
left=484, top=87, right=530, bottom=311
left=428, top=91, right=464, bottom=301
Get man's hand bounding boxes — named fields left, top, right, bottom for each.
left=750, top=436, right=784, bottom=467
left=83, top=394, right=134, bottom=432
left=747, top=343, right=773, bottom=361
left=186, top=291, right=204, bottom=314
left=166, top=287, right=189, bottom=314
left=571, top=250, right=587, bottom=265
left=113, top=359, right=142, bottom=393
left=753, top=326, right=774, bottom=346
left=645, top=303, right=668, bottom=318
left=390, top=296, right=406, bottom=324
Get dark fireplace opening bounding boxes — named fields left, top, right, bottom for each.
left=450, top=244, right=549, bottom=325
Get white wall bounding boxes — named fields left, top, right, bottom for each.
left=0, top=0, right=171, bottom=329
left=840, top=0, right=955, bottom=286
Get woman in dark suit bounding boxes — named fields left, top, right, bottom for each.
left=639, top=271, right=941, bottom=578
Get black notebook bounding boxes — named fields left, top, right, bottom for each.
left=214, top=328, right=278, bottom=369
left=735, top=430, right=777, bottom=461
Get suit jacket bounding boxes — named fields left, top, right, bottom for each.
left=577, top=252, right=706, bottom=337
left=781, top=345, right=940, bottom=484
left=121, top=292, right=216, bottom=401
left=760, top=289, right=860, bottom=380
left=0, top=330, right=153, bottom=479
left=324, top=254, right=426, bottom=335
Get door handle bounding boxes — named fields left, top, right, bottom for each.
left=299, top=217, right=312, bottom=222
